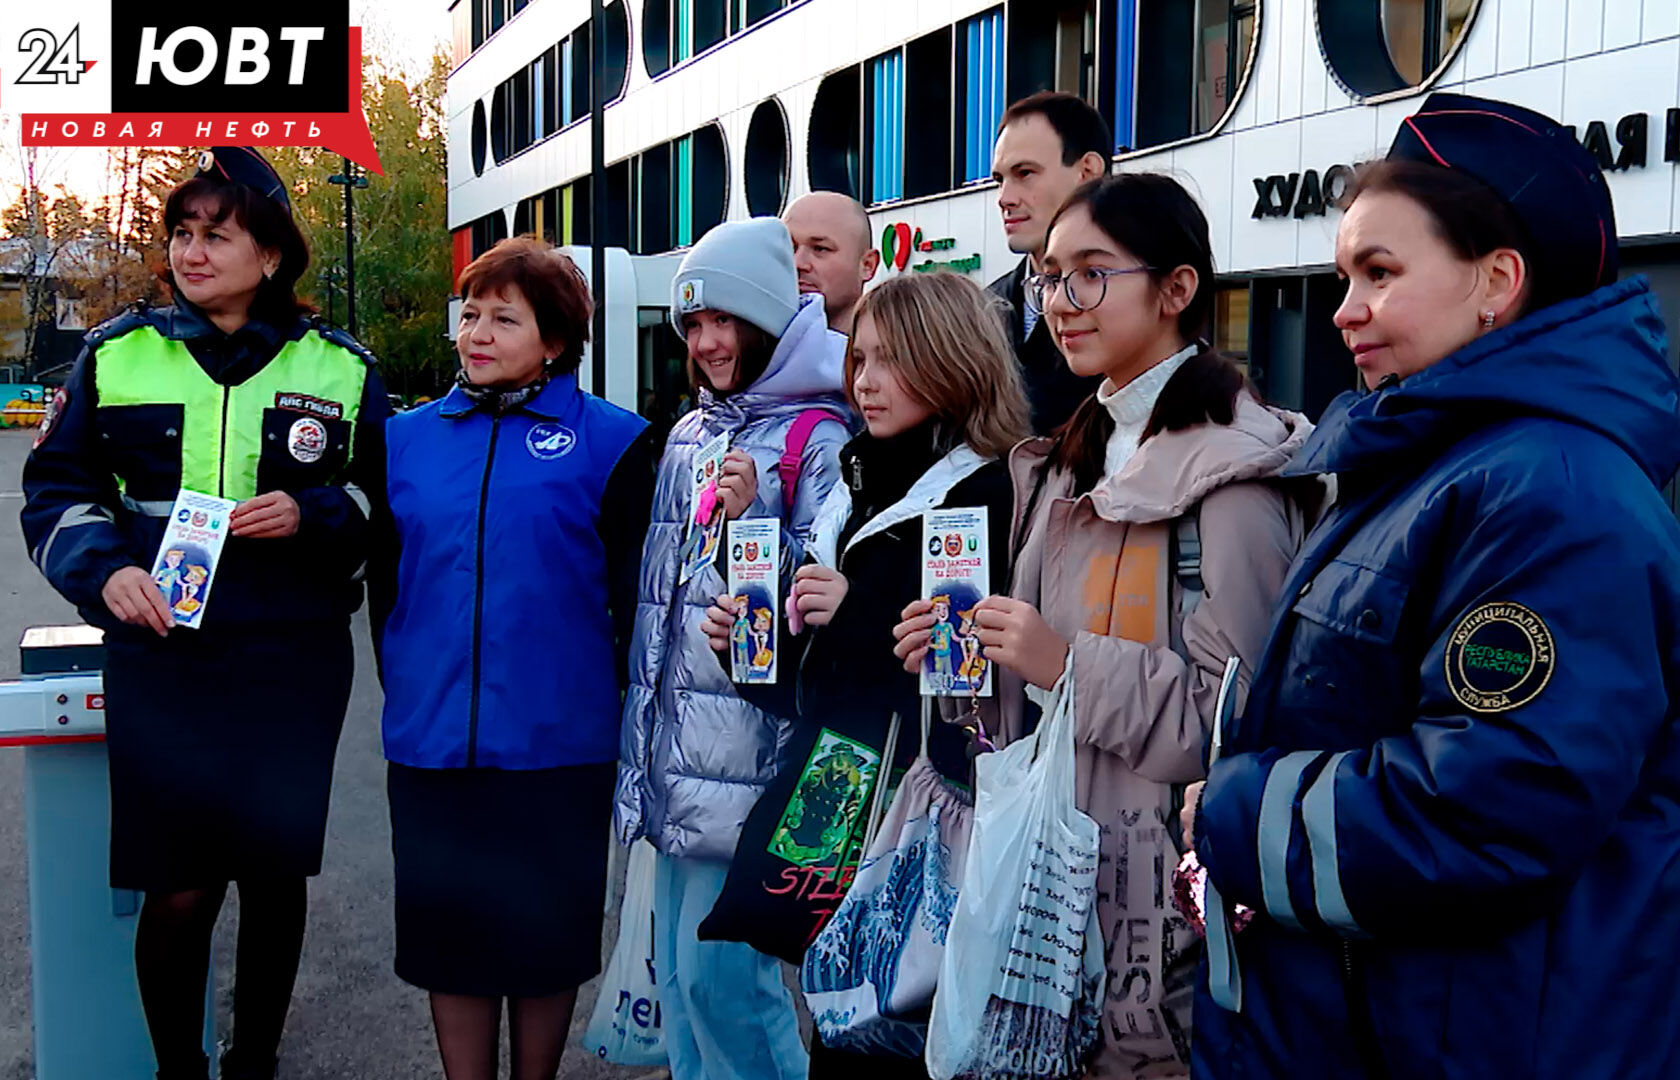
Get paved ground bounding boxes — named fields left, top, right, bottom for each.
left=0, top=427, right=661, bottom=1079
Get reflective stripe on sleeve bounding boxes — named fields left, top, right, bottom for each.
left=1301, top=749, right=1368, bottom=937
left=119, top=494, right=176, bottom=517
left=34, top=503, right=116, bottom=571
left=341, top=484, right=372, bottom=520
left=1257, top=750, right=1318, bottom=930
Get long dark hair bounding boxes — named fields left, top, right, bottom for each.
left=1346, top=158, right=1553, bottom=314
left=1045, top=173, right=1251, bottom=495
left=162, top=176, right=313, bottom=325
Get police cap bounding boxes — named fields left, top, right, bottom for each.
left=1387, top=91, right=1618, bottom=302
left=194, top=146, right=292, bottom=215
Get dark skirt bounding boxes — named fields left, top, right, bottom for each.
left=103, top=623, right=354, bottom=893
left=387, top=759, right=615, bottom=998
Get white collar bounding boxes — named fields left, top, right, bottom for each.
left=1097, top=342, right=1199, bottom=431
left=807, top=444, right=991, bottom=568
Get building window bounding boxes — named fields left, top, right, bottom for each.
left=1213, top=283, right=1250, bottom=378
left=958, top=8, right=1005, bottom=184
left=1130, top=0, right=1256, bottom=151
left=810, top=65, right=861, bottom=199
left=1318, top=0, right=1476, bottom=99
left=745, top=98, right=790, bottom=216
left=646, top=0, right=786, bottom=77
left=904, top=28, right=953, bottom=200
left=471, top=212, right=509, bottom=259
left=866, top=51, right=904, bottom=203
left=1007, top=0, right=1097, bottom=107
left=471, top=100, right=489, bottom=176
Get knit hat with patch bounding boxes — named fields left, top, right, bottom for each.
left=670, top=217, right=799, bottom=338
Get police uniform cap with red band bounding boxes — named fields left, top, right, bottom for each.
left=1387, top=91, right=1619, bottom=302
left=195, top=145, right=293, bottom=215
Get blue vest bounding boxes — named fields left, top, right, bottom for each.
left=381, top=374, right=648, bottom=769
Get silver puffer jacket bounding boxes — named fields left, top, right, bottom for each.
left=615, top=295, right=852, bottom=861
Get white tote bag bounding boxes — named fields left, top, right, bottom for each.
left=581, top=839, right=667, bottom=1067
left=925, top=654, right=1106, bottom=1080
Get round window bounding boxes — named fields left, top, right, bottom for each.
left=472, top=99, right=489, bottom=176
left=1317, top=0, right=1480, bottom=99
left=744, top=99, right=789, bottom=217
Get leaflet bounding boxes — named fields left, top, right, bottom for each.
left=150, top=489, right=238, bottom=629
left=677, top=431, right=730, bottom=586
left=921, top=507, right=991, bottom=697
left=726, top=518, right=780, bottom=684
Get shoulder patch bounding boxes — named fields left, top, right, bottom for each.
left=33, top=386, right=69, bottom=448
left=1443, top=601, right=1556, bottom=714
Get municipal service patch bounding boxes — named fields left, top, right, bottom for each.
left=1443, top=602, right=1556, bottom=713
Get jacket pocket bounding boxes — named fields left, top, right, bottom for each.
left=257, top=408, right=351, bottom=493
left=1282, top=559, right=1415, bottom=746
left=95, top=403, right=184, bottom=502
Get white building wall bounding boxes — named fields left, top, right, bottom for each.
left=448, top=0, right=1680, bottom=285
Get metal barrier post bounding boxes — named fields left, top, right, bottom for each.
left=1, top=626, right=217, bottom=1079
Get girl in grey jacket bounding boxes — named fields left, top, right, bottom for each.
left=614, top=217, right=851, bottom=1080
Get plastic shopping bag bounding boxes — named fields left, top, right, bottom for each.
left=581, top=840, right=666, bottom=1066
left=802, top=700, right=974, bottom=1057
left=925, top=654, right=1106, bottom=1080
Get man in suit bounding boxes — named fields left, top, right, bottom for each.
left=987, top=91, right=1112, bottom=433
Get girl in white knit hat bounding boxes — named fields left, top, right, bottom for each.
left=615, top=217, right=854, bottom=1080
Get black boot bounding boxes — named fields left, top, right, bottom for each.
left=219, top=1046, right=279, bottom=1080
left=155, top=1050, right=210, bottom=1080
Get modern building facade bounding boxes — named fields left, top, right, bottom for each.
left=445, top=0, right=1680, bottom=509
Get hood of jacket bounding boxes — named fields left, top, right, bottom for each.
left=1014, top=393, right=1314, bottom=524
left=1289, top=277, right=1680, bottom=490
left=700, top=293, right=850, bottom=426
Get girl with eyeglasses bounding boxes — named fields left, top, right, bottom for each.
left=894, top=172, right=1321, bottom=1076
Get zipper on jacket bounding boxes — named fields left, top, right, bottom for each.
left=467, top=416, right=503, bottom=768
left=217, top=385, right=230, bottom=497
left=1340, top=941, right=1389, bottom=1079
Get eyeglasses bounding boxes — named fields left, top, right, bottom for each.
left=1026, top=265, right=1158, bottom=312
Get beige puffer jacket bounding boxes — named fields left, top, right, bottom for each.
left=988, top=393, right=1318, bottom=1078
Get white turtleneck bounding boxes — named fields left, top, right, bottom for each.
left=1097, top=343, right=1199, bottom=477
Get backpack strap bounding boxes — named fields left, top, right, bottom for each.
left=779, top=409, right=831, bottom=516
left=1166, top=504, right=1204, bottom=661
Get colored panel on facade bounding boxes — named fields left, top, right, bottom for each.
left=676, top=136, right=694, bottom=247
left=870, top=52, right=904, bottom=202
left=963, top=9, right=1003, bottom=182
left=451, top=228, right=472, bottom=292
left=1113, top=0, right=1137, bottom=150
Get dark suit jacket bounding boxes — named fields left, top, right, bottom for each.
left=987, top=257, right=1102, bottom=435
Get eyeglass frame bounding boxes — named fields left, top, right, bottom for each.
left=1026, top=265, right=1160, bottom=313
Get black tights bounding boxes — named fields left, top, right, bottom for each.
left=430, top=990, right=579, bottom=1080
left=135, top=878, right=309, bottom=1077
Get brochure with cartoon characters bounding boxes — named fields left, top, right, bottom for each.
left=921, top=507, right=991, bottom=697
left=726, top=518, right=780, bottom=684
left=151, top=489, right=237, bottom=629
left=678, top=431, right=731, bottom=586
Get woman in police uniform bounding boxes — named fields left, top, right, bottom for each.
left=1185, top=95, right=1680, bottom=1079
left=21, top=147, right=390, bottom=1080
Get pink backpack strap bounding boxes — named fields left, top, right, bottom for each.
left=779, top=409, right=832, bottom=516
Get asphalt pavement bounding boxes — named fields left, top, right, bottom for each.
left=0, top=427, right=660, bottom=1080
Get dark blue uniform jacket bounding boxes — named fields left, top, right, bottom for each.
left=20, top=302, right=390, bottom=639
left=1193, top=278, right=1680, bottom=1080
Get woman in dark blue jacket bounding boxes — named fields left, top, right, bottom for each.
left=378, top=237, right=653, bottom=1080
left=1187, top=93, right=1680, bottom=1080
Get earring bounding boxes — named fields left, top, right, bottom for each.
left=1481, top=311, right=1496, bottom=330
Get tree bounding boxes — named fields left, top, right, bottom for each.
left=1, top=142, right=89, bottom=370
left=272, top=48, right=455, bottom=399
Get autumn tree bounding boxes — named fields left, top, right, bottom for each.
left=273, top=48, right=454, bottom=399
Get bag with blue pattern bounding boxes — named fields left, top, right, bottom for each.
left=800, top=700, right=974, bottom=1057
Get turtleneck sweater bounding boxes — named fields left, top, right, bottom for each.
left=1096, top=342, right=1199, bottom=477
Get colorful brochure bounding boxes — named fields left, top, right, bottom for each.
left=678, top=431, right=731, bottom=586
left=921, top=507, right=991, bottom=697
left=150, top=489, right=237, bottom=629
left=726, top=518, right=780, bottom=684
